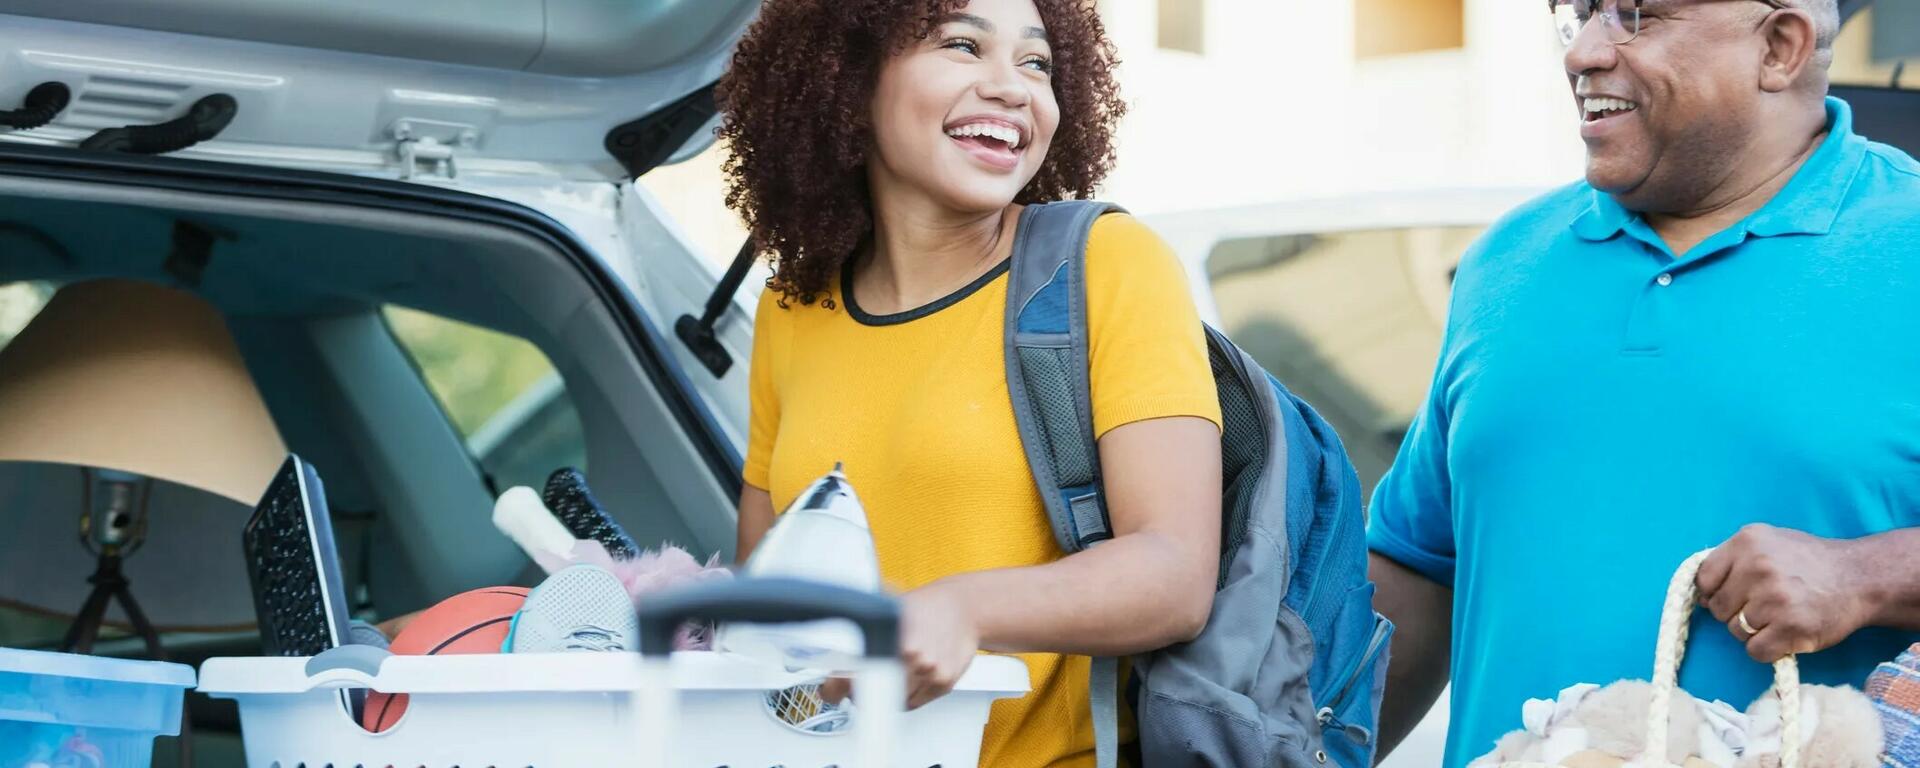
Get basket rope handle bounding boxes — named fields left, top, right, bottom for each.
left=1644, top=549, right=1800, bottom=768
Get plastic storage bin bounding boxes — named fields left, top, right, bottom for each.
left=0, top=647, right=196, bottom=768
left=197, top=578, right=1030, bottom=768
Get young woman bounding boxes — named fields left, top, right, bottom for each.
left=721, top=1, right=1224, bottom=764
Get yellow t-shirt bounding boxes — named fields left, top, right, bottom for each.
left=743, top=212, right=1221, bottom=768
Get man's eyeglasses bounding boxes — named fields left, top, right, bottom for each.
left=1550, top=0, right=1790, bottom=47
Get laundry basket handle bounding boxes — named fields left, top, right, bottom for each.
left=1644, top=549, right=1801, bottom=768
left=637, top=577, right=899, bottom=657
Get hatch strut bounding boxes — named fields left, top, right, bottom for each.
left=676, top=239, right=757, bottom=378
left=0, top=82, right=71, bottom=130
left=81, top=93, right=237, bottom=155
left=605, top=83, right=718, bottom=178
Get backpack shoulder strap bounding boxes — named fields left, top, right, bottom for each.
left=1004, top=200, right=1123, bottom=555
left=1005, top=199, right=1127, bottom=768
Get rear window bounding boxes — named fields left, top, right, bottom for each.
left=383, top=306, right=587, bottom=492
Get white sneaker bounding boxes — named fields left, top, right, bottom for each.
left=506, top=564, right=637, bottom=653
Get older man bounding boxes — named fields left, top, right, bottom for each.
left=1367, top=0, right=1920, bottom=763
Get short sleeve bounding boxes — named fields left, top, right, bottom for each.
left=1366, top=365, right=1459, bottom=587
left=742, top=287, right=786, bottom=491
left=1369, top=239, right=1513, bottom=593
left=1083, top=214, right=1223, bottom=437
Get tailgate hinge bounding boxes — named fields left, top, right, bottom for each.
left=391, top=119, right=477, bottom=180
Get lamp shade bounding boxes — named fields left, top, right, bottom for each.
left=0, top=279, right=287, bottom=631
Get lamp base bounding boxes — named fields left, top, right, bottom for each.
left=59, top=551, right=193, bottom=768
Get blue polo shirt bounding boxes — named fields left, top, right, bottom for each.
left=1368, top=97, right=1920, bottom=766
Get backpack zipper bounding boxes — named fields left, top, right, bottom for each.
left=1297, top=493, right=1348, bottom=628
left=1266, top=374, right=1348, bottom=631
left=1315, top=615, right=1393, bottom=745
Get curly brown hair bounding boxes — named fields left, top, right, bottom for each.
left=716, top=0, right=1125, bottom=306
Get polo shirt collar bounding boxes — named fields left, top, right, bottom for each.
left=1571, top=186, right=1634, bottom=242
left=1571, top=97, right=1867, bottom=244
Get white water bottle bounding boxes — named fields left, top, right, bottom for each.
left=717, top=463, right=882, bottom=671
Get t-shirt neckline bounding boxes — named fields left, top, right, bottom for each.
left=840, top=255, right=1013, bottom=327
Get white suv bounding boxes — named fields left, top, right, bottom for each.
left=0, top=5, right=763, bottom=759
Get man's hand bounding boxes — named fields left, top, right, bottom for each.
left=1695, top=524, right=1880, bottom=663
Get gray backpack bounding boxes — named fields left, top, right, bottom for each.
left=1003, top=201, right=1393, bottom=767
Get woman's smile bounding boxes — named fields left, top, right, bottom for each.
left=945, top=115, right=1030, bottom=172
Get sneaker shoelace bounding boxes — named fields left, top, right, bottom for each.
left=562, top=624, right=628, bottom=653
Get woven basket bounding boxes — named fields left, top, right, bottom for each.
left=1497, top=548, right=1802, bottom=768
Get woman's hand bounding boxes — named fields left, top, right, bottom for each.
left=899, top=580, right=983, bottom=709
left=815, top=580, right=982, bottom=709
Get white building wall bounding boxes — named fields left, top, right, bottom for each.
left=1098, top=0, right=1585, bottom=215
left=648, top=0, right=1589, bottom=263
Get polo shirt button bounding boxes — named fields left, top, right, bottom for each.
left=1656, top=273, right=1674, bottom=286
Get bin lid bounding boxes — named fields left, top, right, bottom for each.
left=0, top=647, right=195, bottom=687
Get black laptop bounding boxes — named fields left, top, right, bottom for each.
left=241, top=454, right=350, bottom=658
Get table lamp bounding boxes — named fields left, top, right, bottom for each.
left=0, top=278, right=287, bottom=651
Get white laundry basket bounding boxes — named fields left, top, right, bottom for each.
left=197, top=578, right=1029, bottom=768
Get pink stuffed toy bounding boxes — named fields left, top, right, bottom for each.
left=569, top=539, right=733, bottom=650
left=493, top=485, right=733, bottom=650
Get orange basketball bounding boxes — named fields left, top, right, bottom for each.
left=361, top=586, right=528, bottom=733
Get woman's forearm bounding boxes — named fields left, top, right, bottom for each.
left=933, top=417, right=1224, bottom=657
left=735, top=485, right=776, bottom=564
left=927, top=528, right=1216, bottom=657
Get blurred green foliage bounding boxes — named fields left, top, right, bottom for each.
left=0, top=281, right=53, bottom=352
left=382, top=305, right=559, bottom=437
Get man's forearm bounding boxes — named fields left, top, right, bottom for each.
left=1370, top=552, right=1453, bottom=763
left=1857, top=527, right=1920, bottom=631
left=928, top=530, right=1217, bottom=658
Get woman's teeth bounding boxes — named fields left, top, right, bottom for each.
left=946, top=123, right=1021, bottom=148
